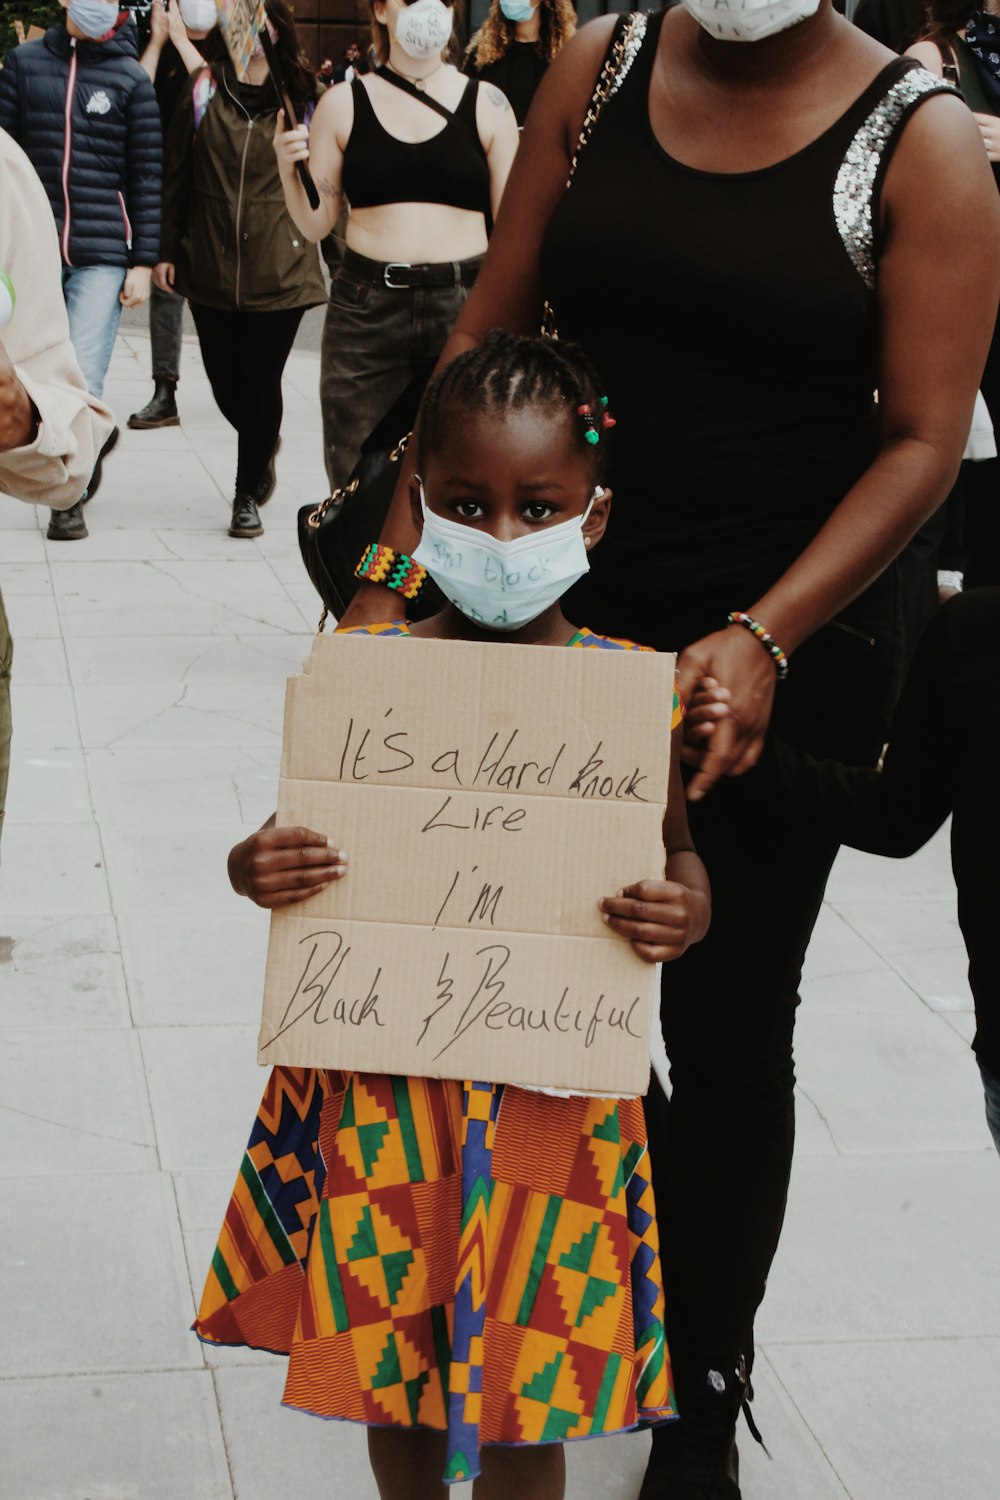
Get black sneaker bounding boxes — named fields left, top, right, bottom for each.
left=229, top=494, right=263, bottom=539
left=128, top=380, right=179, bottom=430
left=82, top=424, right=120, bottom=505
left=47, top=501, right=88, bottom=541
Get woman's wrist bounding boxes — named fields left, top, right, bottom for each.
left=726, top=610, right=789, bottom=679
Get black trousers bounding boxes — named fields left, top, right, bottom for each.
left=190, top=303, right=304, bottom=496
left=645, top=565, right=904, bottom=1444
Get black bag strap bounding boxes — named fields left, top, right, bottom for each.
left=374, top=64, right=467, bottom=126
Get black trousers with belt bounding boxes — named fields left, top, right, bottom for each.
left=643, top=564, right=904, bottom=1450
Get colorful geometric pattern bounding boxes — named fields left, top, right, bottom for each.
left=195, top=623, right=679, bottom=1482
left=196, top=1071, right=676, bottom=1483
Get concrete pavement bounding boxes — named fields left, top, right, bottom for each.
left=1, top=327, right=998, bottom=1500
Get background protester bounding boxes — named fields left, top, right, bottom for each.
left=0, top=0, right=161, bottom=542
left=465, top=0, right=576, bottom=127
left=273, top=0, right=518, bottom=494
left=344, top=4, right=1000, bottom=1495
left=0, top=128, right=114, bottom=846
left=333, top=40, right=366, bottom=82
left=906, top=0, right=1000, bottom=588
left=131, top=0, right=224, bottom=433
left=157, top=0, right=326, bottom=540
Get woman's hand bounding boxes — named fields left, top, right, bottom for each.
left=600, top=878, right=710, bottom=963
left=274, top=109, right=311, bottom=183
left=149, top=0, right=169, bottom=49
left=119, top=267, right=152, bottom=308
left=153, top=262, right=175, bottom=294
left=972, top=112, right=1000, bottom=163
left=676, top=626, right=777, bottom=800
left=229, top=825, right=348, bottom=908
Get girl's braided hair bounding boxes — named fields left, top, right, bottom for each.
left=418, top=329, right=612, bottom=479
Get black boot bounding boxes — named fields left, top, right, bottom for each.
left=252, top=434, right=282, bottom=508
left=82, top=424, right=120, bottom=505
left=128, top=379, right=179, bottom=430
left=638, top=1426, right=742, bottom=1500
left=47, top=501, right=88, bottom=541
left=229, top=493, right=263, bottom=539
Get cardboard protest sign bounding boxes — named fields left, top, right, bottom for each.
left=214, top=0, right=266, bottom=80
left=258, top=634, right=676, bottom=1097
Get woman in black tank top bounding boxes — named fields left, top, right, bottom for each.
left=275, top=0, right=518, bottom=496
left=345, top=5, right=999, bottom=1496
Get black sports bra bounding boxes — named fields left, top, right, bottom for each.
left=341, top=72, right=490, bottom=216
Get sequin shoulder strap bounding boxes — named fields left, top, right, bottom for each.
left=564, top=11, right=648, bottom=190
left=833, top=65, right=959, bottom=290
left=543, top=12, right=648, bottom=337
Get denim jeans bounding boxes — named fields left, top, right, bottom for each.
left=979, top=1059, right=1000, bottom=1155
left=62, top=263, right=126, bottom=400
left=320, top=249, right=481, bottom=492
left=149, top=282, right=185, bottom=384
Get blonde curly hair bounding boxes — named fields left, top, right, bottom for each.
left=467, top=0, right=576, bottom=69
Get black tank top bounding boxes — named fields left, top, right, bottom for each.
left=342, top=74, right=490, bottom=216
left=540, top=11, right=953, bottom=650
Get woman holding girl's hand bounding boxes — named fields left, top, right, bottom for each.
left=228, top=820, right=347, bottom=908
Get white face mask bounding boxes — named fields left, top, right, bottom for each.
left=178, top=0, right=218, bottom=32
left=412, top=486, right=600, bottom=632
left=681, top=0, right=820, bottom=42
left=392, top=0, right=453, bottom=59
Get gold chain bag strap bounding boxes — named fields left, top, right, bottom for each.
left=542, top=11, right=648, bottom=339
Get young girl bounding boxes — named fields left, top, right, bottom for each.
left=195, top=332, right=710, bottom=1497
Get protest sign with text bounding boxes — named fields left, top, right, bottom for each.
left=258, top=633, right=676, bottom=1097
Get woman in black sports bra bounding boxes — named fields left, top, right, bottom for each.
left=275, top=0, right=518, bottom=494
left=343, top=4, right=1000, bottom=1496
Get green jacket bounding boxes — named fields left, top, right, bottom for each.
left=161, top=66, right=325, bottom=313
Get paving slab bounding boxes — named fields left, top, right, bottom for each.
left=0, top=1370, right=232, bottom=1500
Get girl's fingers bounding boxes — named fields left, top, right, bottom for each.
left=252, top=862, right=346, bottom=892
left=605, top=916, right=685, bottom=943
left=249, top=853, right=347, bottom=882
left=255, top=880, right=337, bottom=909
left=632, top=940, right=683, bottom=963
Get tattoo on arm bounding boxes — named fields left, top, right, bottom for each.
left=486, top=84, right=512, bottom=113
left=317, top=176, right=340, bottom=202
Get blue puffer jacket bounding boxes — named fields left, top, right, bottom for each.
left=0, top=19, right=161, bottom=268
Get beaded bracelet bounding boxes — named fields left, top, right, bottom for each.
left=726, top=610, right=790, bottom=680
left=355, top=542, right=428, bottom=601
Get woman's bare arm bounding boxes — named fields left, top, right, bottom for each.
left=274, top=84, right=350, bottom=241
left=474, top=82, right=521, bottom=219
left=682, top=92, right=1000, bottom=798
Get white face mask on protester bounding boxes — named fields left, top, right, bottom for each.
left=412, top=485, right=601, bottom=632
left=178, top=0, right=218, bottom=32
left=392, top=0, right=453, bottom=59
left=680, top=0, right=821, bottom=43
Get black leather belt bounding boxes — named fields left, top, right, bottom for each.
left=343, top=248, right=482, bottom=290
